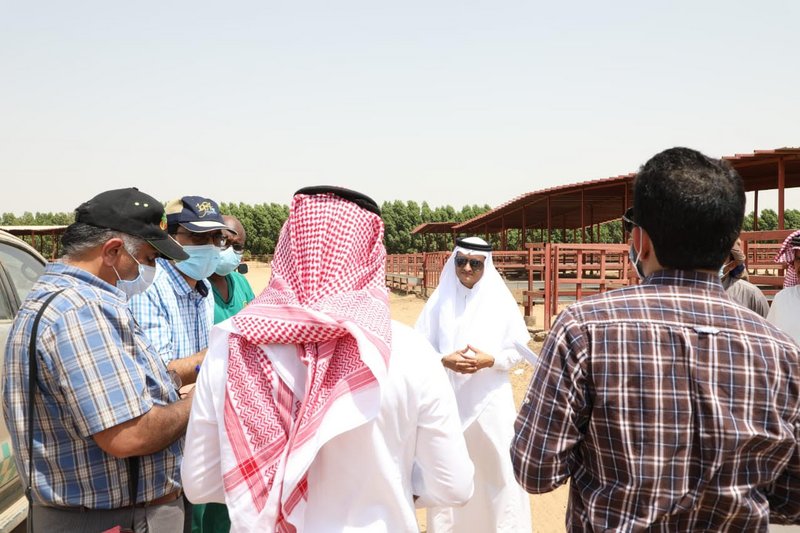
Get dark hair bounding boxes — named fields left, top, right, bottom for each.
left=61, top=222, right=141, bottom=259
left=633, top=147, right=744, bottom=270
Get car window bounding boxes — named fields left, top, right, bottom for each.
left=0, top=241, right=45, bottom=306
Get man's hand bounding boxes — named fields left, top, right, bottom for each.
left=441, top=348, right=479, bottom=374
left=465, top=344, right=494, bottom=370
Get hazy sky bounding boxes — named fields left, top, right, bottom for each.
left=1, top=0, right=798, bottom=216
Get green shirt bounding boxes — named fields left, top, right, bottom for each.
left=211, top=271, right=255, bottom=324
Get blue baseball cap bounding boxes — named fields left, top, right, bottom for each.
left=164, top=196, right=233, bottom=234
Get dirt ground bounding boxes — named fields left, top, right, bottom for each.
left=243, top=262, right=569, bottom=532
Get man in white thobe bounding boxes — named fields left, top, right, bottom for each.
left=181, top=186, right=473, bottom=532
left=416, top=236, right=533, bottom=533
left=768, top=231, right=800, bottom=344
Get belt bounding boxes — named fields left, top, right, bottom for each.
left=134, top=489, right=183, bottom=508
left=39, top=489, right=183, bottom=512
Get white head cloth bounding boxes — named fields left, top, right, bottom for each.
left=415, top=237, right=531, bottom=429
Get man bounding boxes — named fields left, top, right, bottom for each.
left=512, top=147, right=800, bottom=530
left=415, top=236, right=532, bottom=533
left=768, top=231, right=800, bottom=343
left=129, top=195, right=230, bottom=387
left=193, top=215, right=254, bottom=532
left=3, top=188, right=193, bottom=532
left=209, top=215, right=255, bottom=324
left=181, top=186, right=473, bottom=532
left=722, top=238, right=769, bottom=317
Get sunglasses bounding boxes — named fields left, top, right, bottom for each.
left=455, top=256, right=485, bottom=270
left=621, top=207, right=637, bottom=234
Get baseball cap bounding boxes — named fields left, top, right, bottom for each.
left=165, top=196, right=231, bottom=233
left=75, top=188, right=189, bottom=261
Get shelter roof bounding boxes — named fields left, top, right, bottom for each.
left=454, top=147, right=800, bottom=234
left=1, top=225, right=68, bottom=235
left=723, top=147, right=800, bottom=192
left=411, top=222, right=457, bottom=235
left=454, top=174, right=635, bottom=233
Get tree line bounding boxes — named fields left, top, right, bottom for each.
left=2, top=207, right=799, bottom=257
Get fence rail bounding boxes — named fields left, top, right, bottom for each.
left=387, top=229, right=793, bottom=330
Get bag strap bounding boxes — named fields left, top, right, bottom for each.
left=126, top=455, right=139, bottom=529
left=26, top=289, right=64, bottom=533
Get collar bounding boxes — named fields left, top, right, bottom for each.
left=156, top=257, right=209, bottom=298
left=645, top=269, right=724, bottom=292
left=47, top=261, right=127, bottom=300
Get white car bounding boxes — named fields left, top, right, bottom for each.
left=0, top=230, right=47, bottom=532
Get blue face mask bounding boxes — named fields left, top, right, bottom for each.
left=215, top=247, right=243, bottom=276
left=174, top=244, right=221, bottom=280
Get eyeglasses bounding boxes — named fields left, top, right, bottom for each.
left=175, top=229, right=227, bottom=248
left=223, top=242, right=245, bottom=253
left=455, top=256, right=485, bottom=270
left=621, top=207, right=637, bottom=234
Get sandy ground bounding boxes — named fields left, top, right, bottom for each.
left=243, top=262, right=569, bottom=532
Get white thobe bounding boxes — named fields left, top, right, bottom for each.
left=182, top=320, right=474, bottom=532
left=767, top=286, right=800, bottom=345
left=419, top=283, right=533, bottom=533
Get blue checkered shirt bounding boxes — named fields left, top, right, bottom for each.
left=2, top=262, right=182, bottom=508
left=512, top=270, right=800, bottom=530
left=128, top=258, right=214, bottom=364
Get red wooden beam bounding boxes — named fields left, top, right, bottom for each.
left=778, top=157, right=785, bottom=230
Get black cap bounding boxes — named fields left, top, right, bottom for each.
left=75, top=188, right=189, bottom=261
left=164, top=196, right=231, bottom=233
left=294, top=186, right=381, bottom=216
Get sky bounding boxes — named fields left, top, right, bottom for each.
left=1, top=0, right=798, bottom=216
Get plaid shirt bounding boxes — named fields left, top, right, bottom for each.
left=128, top=258, right=214, bottom=363
left=512, top=270, right=800, bottom=531
left=2, top=262, right=182, bottom=508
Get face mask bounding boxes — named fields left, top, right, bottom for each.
left=174, top=244, right=221, bottom=280
left=719, top=260, right=737, bottom=279
left=629, top=231, right=645, bottom=281
left=215, top=247, right=243, bottom=276
left=113, top=248, right=157, bottom=299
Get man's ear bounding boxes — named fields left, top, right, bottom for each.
left=100, top=238, right=125, bottom=267
left=635, top=226, right=652, bottom=261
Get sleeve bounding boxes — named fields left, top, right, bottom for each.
left=766, top=291, right=783, bottom=326
left=241, top=275, right=255, bottom=303
left=411, top=339, right=475, bottom=508
left=491, top=299, right=532, bottom=371
left=129, top=286, right=175, bottom=365
left=767, top=420, right=800, bottom=523
left=510, top=307, right=589, bottom=494
left=182, top=328, right=228, bottom=504
left=48, top=303, right=153, bottom=437
left=752, top=290, right=770, bottom=319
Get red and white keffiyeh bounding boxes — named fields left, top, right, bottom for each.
left=774, top=229, right=800, bottom=288
left=223, top=192, right=391, bottom=531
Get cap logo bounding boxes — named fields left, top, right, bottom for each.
left=160, top=213, right=168, bottom=231
left=195, top=201, right=217, bottom=218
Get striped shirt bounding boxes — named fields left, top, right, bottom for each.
left=512, top=270, right=800, bottom=531
left=128, top=258, right=214, bottom=363
left=2, top=262, right=182, bottom=508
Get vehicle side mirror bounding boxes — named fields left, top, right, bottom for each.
left=237, top=263, right=249, bottom=274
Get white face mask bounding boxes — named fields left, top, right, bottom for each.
left=113, top=248, right=157, bottom=299
left=629, top=230, right=645, bottom=281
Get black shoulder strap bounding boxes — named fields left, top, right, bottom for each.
left=26, top=289, right=64, bottom=532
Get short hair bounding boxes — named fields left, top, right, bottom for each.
left=61, top=222, right=142, bottom=259
left=634, top=147, right=744, bottom=270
